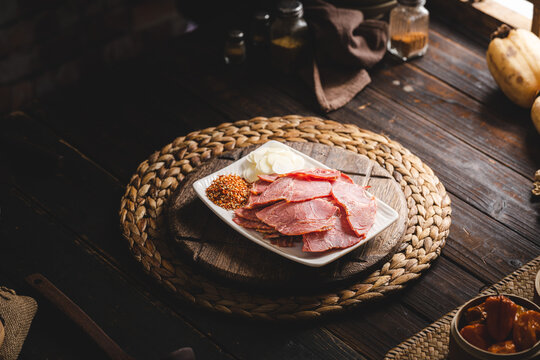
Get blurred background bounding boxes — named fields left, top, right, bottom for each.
left=0, top=0, right=405, bottom=114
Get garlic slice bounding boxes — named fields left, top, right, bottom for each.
left=243, top=145, right=306, bottom=182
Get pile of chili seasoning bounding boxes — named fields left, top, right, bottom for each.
left=206, top=174, right=250, bottom=210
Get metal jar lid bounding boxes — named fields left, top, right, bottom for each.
left=254, top=11, right=271, bottom=24
left=277, top=0, right=304, bottom=18
left=227, top=30, right=245, bottom=43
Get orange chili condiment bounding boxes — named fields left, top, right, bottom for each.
left=206, top=174, right=250, bottom=210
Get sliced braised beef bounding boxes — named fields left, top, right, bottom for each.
left=331, top=181, right=377, bottom=237
left=285, top=168, right=341, bottom=181
left=259, top=169, right=341, bottom=182
left=337, top=173, right=354, bottom=184
left=250, top=179, right=271, bottom=194
left=257, top=174, right=279, bottom=182
left=232, top=216, right=274, bottom=230
left=256, top=198, right=338, bottom=235
left=248, top=177, right=332, bottom=207
left=234, top=207, right=261, bottom=221
left=232, top=167, right=378, bottom=252
left=244, top=192, right=263, bottom=208
left=261, top=231, right=282, bottom=239
left=268, top=236, right=299, bottom=247
left=303, top=207, right=363, bottom=252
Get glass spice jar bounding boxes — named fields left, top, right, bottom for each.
left=270, top=0, right=309, bottom=74
left=387, top=0, right=429, bottom=61
left=224, top=30, right=246, bottom=65
left=250, top=11, right=271, bottom=62
left=251, top=11, right=271, bottom=48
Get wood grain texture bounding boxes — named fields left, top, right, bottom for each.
left=26, top=274, right=135, bottom=360
left=369, top=64, right=538, bottom=178
left=0, top=187, right=233, bottom=360
left=6, top=12, right=539, bottom=360
left=144, top=42, right=538, bottom=244
left=167, top=143, right=407, bottom=290
left=3, top=115, right=367, bottom=360
left=0, top=111, right=410, bottom=359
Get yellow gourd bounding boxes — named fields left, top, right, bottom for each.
left=0, top=318, right=4, bottom=350
left=532, top=96, right=540, bottom=133
left=486, top=25, right=540, bottom=109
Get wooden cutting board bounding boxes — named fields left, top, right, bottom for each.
left=167, top=142, right=407, bottom=291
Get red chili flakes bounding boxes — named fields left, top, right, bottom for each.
left=206, top=174, right=250, bottom=210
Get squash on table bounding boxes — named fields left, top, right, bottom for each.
left=532, top=96, right=540, bottom=133
left=486, top=25, right=540, bottom=109
left=0, top=316, right=4, bottom=350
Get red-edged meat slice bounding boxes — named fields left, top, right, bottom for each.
left=303, top=207, right=363, bottom=252
left=258, top=174, right=279, bottom=182
left=232, top=216, right=274, bottom=230
left=269, top=236, right=299, bottom=247
left=337, top=173, right=354, bottom=184
left=248, top=177, right=332, bottom=207
left=284, top=168, right=341, bottom=181
left=234, top=207, right=261, bottom=221
left=244, top=192, right=264, bottom=208
left=262, top=232, right=284, bottom=239
left=255, top=228, right=278, bottom=234
left=250, top=179, right=271, bottom=194
left=331, top=181, right=377, bottom=237
left=256, top=198, right=338, bottom=235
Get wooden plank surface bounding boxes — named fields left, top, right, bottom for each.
left=2, top=12, right=539, bottom=360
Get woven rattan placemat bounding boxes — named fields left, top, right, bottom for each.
left=119, top=116, right=451, bottom=320
left=385, top=256, right=540, bottom=359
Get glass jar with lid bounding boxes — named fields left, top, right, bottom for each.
left=224, top=30, right=246, bottom=65
left=251, top=11, right=271, bottom=48
left=387, top=0, right=429, bottom=61
left=270, top=0, right=309, bottom=74
left=250, top=11, right=271, bottom=62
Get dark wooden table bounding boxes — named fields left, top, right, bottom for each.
left=1, top=13, right=539, bottom=360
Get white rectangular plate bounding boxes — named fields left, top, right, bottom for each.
left=192, top=140, right=399, bottom=267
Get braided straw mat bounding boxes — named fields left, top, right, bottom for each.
left=119, top=116, right=451, bottom=320
left=385, top=256, right=540, bottom=359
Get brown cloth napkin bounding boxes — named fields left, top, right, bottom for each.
left=303, top=0, right=388, bottom=112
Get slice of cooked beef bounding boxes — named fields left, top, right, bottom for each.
left=234, top=207, right=261, bottom=221
left=258, top=174, right=279, bottom=182
left=244, top=192, right=264, bottom=208
left=262, top=232, right=285, bottom=239
left=285, top=168, right=341, bottom=181
left=232, top=216, right=274, bottom=230
left=331, top=181, right=377, bottom=237
left=337, top=173, right=354, bottom=184
left=250, top=179, right=271, bottom=194
left=255, top=228, right=278, bottom=234
left=256, top=198, right=338, bottom=235
left=248, top=177, right=332, bottom=207
left=268, top=236, right=299, bottom=247
left=258, top=169, right=341, bottom=183
left=303, top=207, right=363, bottom=252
